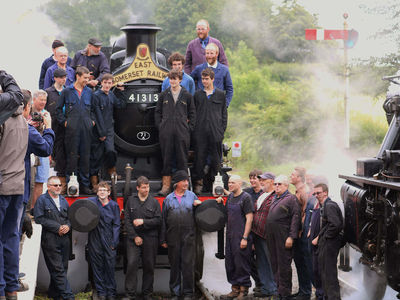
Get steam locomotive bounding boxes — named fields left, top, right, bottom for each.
left=37, top=23, right=228, bottom=294
left=340, top=75, right=400, bottom=299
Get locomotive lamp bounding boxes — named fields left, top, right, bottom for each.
left=67, top=173, right=79, bottom=197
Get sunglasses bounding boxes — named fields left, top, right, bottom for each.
left=49, top=184, right=62, bottom=187
left=274, top=183, right=283, bottom=186
left=313, top=191, right=323, bottom=196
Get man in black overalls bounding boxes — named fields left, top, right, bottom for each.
left=221, top=175, right=254, bottom=300
left=33, top=176, right=74, bottom=300
left=315, top=183, right=343, bottom=300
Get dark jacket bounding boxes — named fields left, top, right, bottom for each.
left=0, top=105, right=28, bottom=195
left=92, top=89, right=126, bottom=138
left=24, top=126, right=55, bottom=204
left=319, top=197, right=343, bottom=240
left=190, top=62, right=234, bottom=106
left=39, top=55, right=72, bottom=89
left=34, top=191, right=71, bottom=234
left=125, top=194, right=161, bottom=239
left=266, top=190, right=301, bottom=239
left=0, top=70, right=23, bottom=126
left=56, top=85, right=94, bottom=126
left=193, top=88, right=227, bottom=141
left=45, top=85, right=64, bottom=130
left=71, top=50, right=110, bottom=82
left=155, top=87, right=196, bottom=137
left=43, top=63, right=75, bottom=90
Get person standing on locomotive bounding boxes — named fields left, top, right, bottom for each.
left=155, top=70, right=196, bottom=196
left=87, top=181, right=120, bottom=300
left=192, top=68, right=227, bottom=194
left=43, top=46, right=75, bottom=90
left=124, top=176, right=161, bottom=300
left=190, top=43, right=233, bottom=106
left=314, top=183, right=343, bottom=300
left=160, top=170, right=202, bottom=300
left=56, top=66, right=95, bottom=195
left=71, top=38, right=110, bottom=89
left=184, top=19, right=228, bottom=74
left=45, top=68, right=68, bottom=193
left=89, top=74, right=125, bottom=190
left=220, top=175, right=254, bottom=300
left=162, top=52, right=195, bottom=95
left=39, top=40, right=72, bottom=89
left=33, top=176, right=74, bottom=300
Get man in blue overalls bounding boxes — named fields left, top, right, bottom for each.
left=160, top=170, right=202, bottom=300
left=87, top=181, right=120, bottom=300
left=33, top=176, right=74, bottom=300
left=56, top=66, right=95, bottom=194
left=89, top=74, right=125, bottom=189
left=221, top=175, right=254, bottom=300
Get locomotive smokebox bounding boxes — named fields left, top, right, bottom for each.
left=112, top=24, right=169, bottom=179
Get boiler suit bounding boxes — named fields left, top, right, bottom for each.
left=33, top=192, right=74, bottom=299
left=266, top=190, right=300, bottom=298
left=87, top=196, right=120, bottom=298
left=90, top=89, right=125, bottom=176
left=318, top=197, right=343, bottom=300
left=160, top=190, right=198, bottom=297
left=155, top=87, right=196, bottom=176
left=56, top=86, right=94, bottom=188
left=225, top=192, right=254, bottom=287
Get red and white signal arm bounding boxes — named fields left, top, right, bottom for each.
left=232, top=141, right=241, bottom=157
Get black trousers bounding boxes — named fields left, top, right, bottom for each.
left=41, top=232, right=74, bottom=299
left=318, top=237, right=341, bottom=300
left=194, top=132, right=222, bottom=189
left=125, top=236, right=158, bottom=297
left=53, top=125, right=66, bottom=176
left=266, top=225, right=293, bottom=297
left=159, top=132, right=189, bottom=176
left=311, top=246, right=323, bottom=300
left=89, top=132, right=116, bottom=176
left=293, top=235, right=312, bottom=296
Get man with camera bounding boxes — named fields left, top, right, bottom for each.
left=30, top=90, right=52, bottom=208
left=0, top=70, right=27, bottom=300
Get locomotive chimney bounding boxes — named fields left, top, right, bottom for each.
left=121, top=23, right=161, bottom=62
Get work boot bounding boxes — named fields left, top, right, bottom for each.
left=80, top=185, right=93, bottom=195
left=158, top=176, right=171, bottom=196
left=235, top=286, right=248, bottom=299
left=17, top=277, right=29, bottom=292
left=90, top=175, right=99, bottom=192
left=108, top=166, right=117, bottom=177
left=193, top=179, right=203, bottom=194
left=220, top=285, right=240, bottom=299
left=59, top=176, right=67, bottom=195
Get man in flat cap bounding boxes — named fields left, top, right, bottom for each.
left=160, top=170, right=201, bottom=300
left=71, top=38, right=110, bottom=88
left=252, top=172, right=278, bottom=298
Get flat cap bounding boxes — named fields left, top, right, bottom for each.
left=88, top=37, right=102, bottom=47
left=53, top=68, right=67, bottom=78
left=258, top=172, right=275, bottom=180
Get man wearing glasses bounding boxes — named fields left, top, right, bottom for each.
left=312, top=183, right=343, bottom=300
left=265, top=175, right=300, bottom=300
left=33, top=176, right=74, bottom=300
left=184, top=19, right=228, bottom=74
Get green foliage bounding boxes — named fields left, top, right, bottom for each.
left=350, top=112, right=387, bottom=151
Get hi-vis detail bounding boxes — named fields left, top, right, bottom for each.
left=113, top=43, right=168, bottom=86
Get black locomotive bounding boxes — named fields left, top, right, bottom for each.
left=340, top=75, right=400, bottom=299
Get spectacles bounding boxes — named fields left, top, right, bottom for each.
left=274, top=183, right=282, bottom=186
left=49, top=184, right=62, bottom=187
left=313, top=191, right=323, bottom=196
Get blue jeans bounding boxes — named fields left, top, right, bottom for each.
left=254, top=235, right=277, bottom=295
left=0, top=195, right=23, bottom=295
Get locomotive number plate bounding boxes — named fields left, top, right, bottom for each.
left=127, top=93, right=159, bottom=103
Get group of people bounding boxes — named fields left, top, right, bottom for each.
left=220, top=168, right=344, bottom=300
